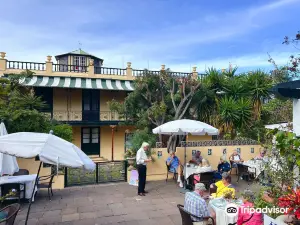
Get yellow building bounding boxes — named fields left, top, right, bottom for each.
left=0, top=50, right=261, bottom=188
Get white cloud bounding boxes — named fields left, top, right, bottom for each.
left=0, top=0, right=298, bottom=72
left=168, top=51, right=295, bottom=73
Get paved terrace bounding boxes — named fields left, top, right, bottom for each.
left=16, top=177, right=260, bottom=225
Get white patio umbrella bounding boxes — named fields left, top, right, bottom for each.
left=153, top=119, right=219, bottom=190
left=0, top=122, right=19, bottom=175
left=153, top=119, right=219, bottom=135
left=0, top=132, right=96, bottom=225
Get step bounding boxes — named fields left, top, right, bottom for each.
left=89, top=155, right=108, bottom=163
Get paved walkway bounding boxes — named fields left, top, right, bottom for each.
left=16, top=176, right=260, bottom=225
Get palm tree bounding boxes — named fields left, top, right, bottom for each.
left=218, top=97, right=252, bottom=139
left=246, top=70, right=272, bottom=120
left=222, top=75, right=248, bottom=100
left=203, top=67, right=225, bottom=91
left=222, top=66, right=238, bottom=78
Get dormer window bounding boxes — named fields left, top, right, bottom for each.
left=73, top=56, right=86, bottom=72
left=74, top=56, right=86, bottom=67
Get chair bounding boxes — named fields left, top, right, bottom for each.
left=237, top=164, right=252, bottom=184
left=177, top=204, right=215, bottom=225
left=193, top=171, right=215, bottom=189
left=13, top=169, right=29, bottom=176
left=0, top=203, right=20, bottom=225
left=166, top=162, right=178, bottom=182
left=37, top=174, right=55, bottom=200
left=0, top=183, right=25, bottom=204
left=229, top=161, right=238, bottom=175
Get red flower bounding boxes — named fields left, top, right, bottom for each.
left=295, top=209, right=300, bottom=219
left=278, top=189, right=300, bottom=218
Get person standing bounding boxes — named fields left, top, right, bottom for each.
left=136, top=142, right=151, bottom=196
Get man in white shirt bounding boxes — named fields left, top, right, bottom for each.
left=136, top=142, right=151, bottom=196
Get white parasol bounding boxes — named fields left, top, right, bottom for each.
left=0, top=122, right=19, bottom=175
left=153, top=119, right=219, bottom=191
left=0, top=131, right=96, bottom=224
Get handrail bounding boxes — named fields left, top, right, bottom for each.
left=94, top=67, right=126, bottom=75
left=6, top=61, right=46, bottom=71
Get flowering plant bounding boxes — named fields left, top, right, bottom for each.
left=278, top=188, right=300, bottom=219
left=0, top=189, right=17, bottom=208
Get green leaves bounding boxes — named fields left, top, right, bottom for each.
left=0, top=71, right=73, bottom=141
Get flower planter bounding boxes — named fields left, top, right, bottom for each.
left=126, top=157, right=136, bottom=171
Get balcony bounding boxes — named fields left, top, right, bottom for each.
left=45, top=111, right=125, bottom=122
left=0, top=52, right=204, bottom=81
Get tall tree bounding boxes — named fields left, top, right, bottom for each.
left=109, top=69, right=201, bottom=150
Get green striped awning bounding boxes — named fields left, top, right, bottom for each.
left=19, top=76, right=134, bottom=91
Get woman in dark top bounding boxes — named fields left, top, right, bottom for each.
left=214, top=156, right=231, bottom=180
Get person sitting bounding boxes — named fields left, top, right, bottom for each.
left=229, top=149, right=244, bottom=170
left=196, top=159, right=212, bottom=173
left=213, top=156, right=231, bottom=180
left=166, top=151, right=183, bottom=187
left=190, top=151, right=203, bottom=165
left=193, top=159, right=213, bottom=185
left=184, top=183, right=213, bottom=225
left=210, top=172, right=235, bottom=198
left=255, top=148, right=267, bottom=160
left=237, top=190, right=263, bottom=225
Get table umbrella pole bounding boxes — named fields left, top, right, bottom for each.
left=25, top=161, right=42, bottom=225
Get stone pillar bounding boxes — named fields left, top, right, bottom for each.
left=88, top=59, right=95, bottom=76
left=46, top=55, right=53, bottom=74
left=192, top=66, right=198, bottom=80
left=0, top=52, right=7, bottom=71
left=161, top=64, right=165, bottom=71
left=126, top=62, right=133, bottom=79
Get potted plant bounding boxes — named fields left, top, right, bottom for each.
left=278, top=188, right=300, bottom=225
left=125, top=149, right=136, bottom=171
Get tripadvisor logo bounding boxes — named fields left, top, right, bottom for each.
left=225, top=203, right=238, bottom=225
left=225, top=203, right=287, bottom=225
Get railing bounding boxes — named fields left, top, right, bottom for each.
left=6, top=61, right=46, bottom=71
left=52, top=64, right=88, bottom=73
left=100, top=111, right=125, bottom=121
left=51, top=110, right=124, bottom=121
left=132, top=69, right=146, bottom=77
left=95, top=67, right=126, bottom=75
left=133, top=69, right=193, bottom=77
left=2, top=59, right=202, bottom=80
left=64, top=161, right=127, bottom=187
left=155, top=139, right=258, bottom=148
left=169, top=72, right=192, bottom=77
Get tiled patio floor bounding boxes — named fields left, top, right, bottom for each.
left=15, top=176, right=260, bottom=225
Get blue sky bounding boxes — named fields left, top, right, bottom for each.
left=0, top=0, right=299, bottom=73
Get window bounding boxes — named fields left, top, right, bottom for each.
left=73, top=56, right=86, bottom=71
left=92, top=128, right=99, bottom=143
left=208, top=149, right=212, bottom=155
left=212, top=135, right=219, bottom=140
left=82, top=128, right=90, bottom=143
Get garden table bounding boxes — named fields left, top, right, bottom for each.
left=0, top=174, right=38, bottom=201
left=208, top=197, right=243, bottom=225
left=243, top=160, right=264, bottom=178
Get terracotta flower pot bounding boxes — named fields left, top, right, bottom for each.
left=127, top=157, right=136, bottom=171
left=262, top=193, right=275, bottom=203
